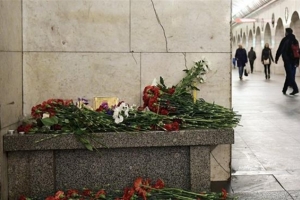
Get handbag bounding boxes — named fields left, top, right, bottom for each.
left=244, top=68, right=248, bottom=76
left=263, top=59, right=270, bottom=65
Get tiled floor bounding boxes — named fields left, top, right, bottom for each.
left=231, top=68, right=300, bottom=200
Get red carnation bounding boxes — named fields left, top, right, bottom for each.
left=164, top=123, right=173, bottom=131
left=160, top=108, right=169, bottom=115
left=122, top=187, right=135, bottom=200
left=168, top=86, right=176, bottom=94
left=17, top=124, right=32, bottom=133
left=95, top=189, right=106, bottom=199
left=82, top=188, right=92, bottom=196
left=153, top=179, right=165, bottom=189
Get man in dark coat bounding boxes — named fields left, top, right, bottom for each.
left=248, top=47, right=257, bottom=73
left=275, top=28, right=299, bottom=95
left=235, top=44, right=248, bottom=80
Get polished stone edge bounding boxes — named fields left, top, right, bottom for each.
left=3, top=129, right=234, bottom=151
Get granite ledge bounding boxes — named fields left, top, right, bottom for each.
left=3, top=129, right=234, bottom=151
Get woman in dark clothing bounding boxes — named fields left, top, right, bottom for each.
left=248, top=47, right=256, bottom=73
left=261, top=43, right=274, bottom=79
left=235, top=44, right=248, bottom=80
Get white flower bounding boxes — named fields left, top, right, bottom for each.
left=201, top=56, right=208, bottom=63
left=42, top=113, right=50, bottom=119
left=130, top=104, right=137, bottom=110
left=124, top=106, right=129, bottom=117
left=113, top=102, right=130, bottom=124
left=114, top=115, right=124, bottom=124
left=151, top=78, right=158, bottom=86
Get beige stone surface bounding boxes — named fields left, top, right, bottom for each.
left=211, top=144, right=231, bottom=181
left=131, top=0, right=231, bottom=52
left=0, top=0, right=22, bottom=51
left=141, top=53, right=186, bottom=89
left=23, top=52, right=141, bottom=115
left=188, top=53, right=231, bottom=108
left=0, top=52, right=23, bottom=128
left=23, top=0, right=130, bottom=52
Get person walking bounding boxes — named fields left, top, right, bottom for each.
left=261, top=43, right=274, bottom=79
left=275, top=28, right=299, bottom=95
left=248, top=47, right=256, bottom=73
left=235, top=44, right=248, bottom=80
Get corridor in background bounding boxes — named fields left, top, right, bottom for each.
left=231, top=70, right=300, bottom=199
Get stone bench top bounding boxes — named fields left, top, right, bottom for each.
left=3, top=129, right=234, bottom=151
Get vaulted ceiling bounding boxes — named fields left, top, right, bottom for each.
left=232, top=0, right=276, bottom=21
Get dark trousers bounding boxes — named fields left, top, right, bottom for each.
left=264, top=64, right=270, bottom=77
left=249, top=60, right=254, bottom=73
left=283, top=61, right=299, bottom=93
left=238, top=66, right=244, bottom=78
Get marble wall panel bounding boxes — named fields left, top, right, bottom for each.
left=23, top=0, right=130, bottom=52
left=23, top=52, right=141, bottom=115
left=0, top=0, right=22, bottom=51
left=131, top=0, right=231, bottom=52
left=0, top=52, right=23, bottom=128
left=187, top=53, right=231, bottom=108
left=141, top=53, right=231, bottom=108
left=141, top=53, right=186, bottom=89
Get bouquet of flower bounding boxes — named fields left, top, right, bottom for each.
left=19, top=177, right=237, bottom=200
left=16, top=59, right=240, bottom=151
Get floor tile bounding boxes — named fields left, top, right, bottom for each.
left=231, top=175, right=284, bottom=193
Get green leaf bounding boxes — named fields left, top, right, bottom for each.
left=159, top=76, right=166, bottom=88
left=85, top=143, right=94, bottom=151
left=40, top=116, right=59, bottom=126
left=79, top=137, right=89, bottom=144
left=190, top=86, right=200, bottom=91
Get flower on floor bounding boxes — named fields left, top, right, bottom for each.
left=19, top=177, right=237, bottom=200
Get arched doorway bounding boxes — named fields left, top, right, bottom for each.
left=290, top=11, right=300, bottom=37
left=274, top=18, right=285, bottom=74
left=248, top=30, right=254, bottom=50
left=237, top=35, right=241, bottom=45
left=290, top=11, right=300, bottom=76
left=242, top=32, right=247, bottom=48
left=255, top=27, right=262, bottom=72
left=264, top=23, right=273, bottom=74
left=264, top=23, right=272, bottom=47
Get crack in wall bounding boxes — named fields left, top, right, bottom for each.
left=211, top=152, right=230, bottom=174
left=150, top=0, right=168, bottom=52
left=131, top=52, right=137, bottom=64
